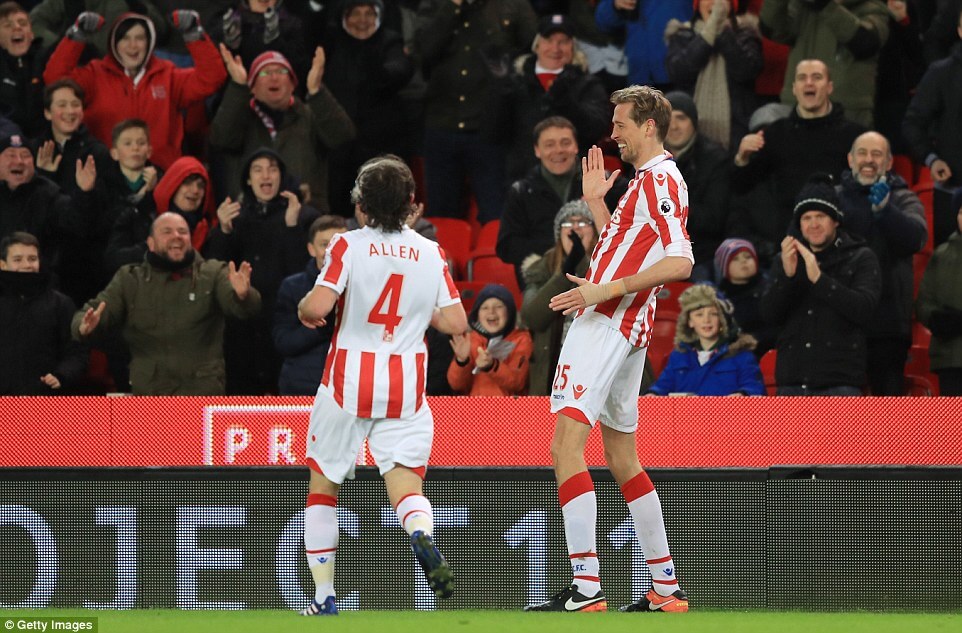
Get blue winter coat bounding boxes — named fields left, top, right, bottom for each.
left=648, top=339, right=765, bottom=396
left=595, top=0, right=691, bottom=85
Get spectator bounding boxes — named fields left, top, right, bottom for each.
left=447, top=283, right=532, bottom=396
left=714, top=237, right=776, bottom=357
left=208, top=0, right=309, bottom=89
left=498, top=13, right=610, bottom=181
left=732, top=59, right=865, bottom=249
left=102, top=118, right=159, bottom=272
left=0, top=130, right=95, bottom=288
left=29, top=0, right=168, bottom=57
left=664, top=0, right=763, bottom=150
left=922, top=0, right=962, bottom=63
left=760, top=174, right=882, bottom=395
left=43, top=10, right=226, bottom=170
left=211, top=46, right=355, bottom=213
left=0, top=231, right=87, bottom=395
left=273, top=214, right=346, bottom=396
left=72, top=212, right=262, bottom=395
left=916, top=190, right=962, bottom=396
left=646, top=283, right=764, bottom=395
left=106, top=155, right=214, bottom=269
left=873, top=0, right=925, bottom=154
left=496, top=116, right=626, bottom=287
left=414, top=0, right=537, bottom=223
left=323, top=0, right=414, bottom=217
left=206, top=147, right=320, bottom=394
left=520, top=199, right=598, bottom=396
left=0, top=2, right=48, bottom=137
left=564, top=0, right=629, bottom=94
left=594, top=0, right=690, bottom=89
left=902, top=5, right=962, bottom=189
left=836, top=130, right=927, bottom=395
left=33, top=78, right=114, bottom=301
left=664, top=91, right=729, bottom=281
left=760, top=0, right=890, bottom=127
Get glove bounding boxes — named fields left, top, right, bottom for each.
left=172, top=10, right=204, bottom=43
left=561, top=233, right=585, bottom=276
left=802, top=0, right=832, bottom=9
left=927, top=308, right=962, bottom=340
left=222, top=8, right=242, bottom=50
left=263, top=5, right=280, bottom=44
left=868, top=178, right=891, bottom=212
left=66, top=12, right=105, bottom=42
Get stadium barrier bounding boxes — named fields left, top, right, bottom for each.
left=1, top=466, right=959, bottom=611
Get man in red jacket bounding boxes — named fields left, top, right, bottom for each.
left=43, top=10, right=226, bottom=170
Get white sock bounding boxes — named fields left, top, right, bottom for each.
left=622, top=471, right=677, bottom=596
left=304, top=494, right=338, bottom=602
left=559, top=471, right=601, bottom=596
left=395, top=493, right=434, bottom=536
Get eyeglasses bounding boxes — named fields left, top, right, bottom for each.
left=257, top=68, right=290, bottom=78
left=560, top=221, right=592, bottom=229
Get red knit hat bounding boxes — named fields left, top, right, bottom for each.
left=248, top=51, right=298, bottom=90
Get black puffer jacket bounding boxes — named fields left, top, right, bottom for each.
left=835, top=170, right=927, bottom=338
left=0, top=38, right=48, bottom=138
left=760, top=230, right=881, bottom=389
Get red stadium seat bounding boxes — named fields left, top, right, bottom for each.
left=904, top=374, right=935, bottom=397
left=913, top=253, right=930, bottom=299
left=475, top=219, right=500, bottom=250
left=759, top=349, right=777, bottom=396
left=454, top=281, right=487, bottom=314
left=912, top=321, right=932, bottom=347
left=905, top=344, right=939, bottom=396
left=431, top=217, right=473, bottom=279
left=645, top=328, right=676, bottom=378
left=891, top=154, right=915, bottom=185
left=913, top=183, right=935, bottom=255
left=655, top=281, right=692, bottom=322
left=467, top=248, right=523, bottom=310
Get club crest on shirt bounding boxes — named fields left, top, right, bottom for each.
left=657, top=197, right=677, bottom=217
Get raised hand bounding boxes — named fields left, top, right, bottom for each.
left=142, top=166, right=158, bottom=193
left=930, top=159, right=953, bottom=185
left=450, top=331, right=471, bottom=363
left=795, top=240, right=821, bottom=283
left=780, top=236, right=798, bottom=278
left=220, top=43, right=248, bottom=85
left=581, top=146, right=620, bottom=201
left=40, top=374, right=62, bottom=390
left=216, top=197, right=241, bottom=234
left=307, top=46, right=326, bottom=95
left=36, top=141, right=62, bottom=172
left=475, top=345, right=493, bottom=370
left=735, top=131, right=764, bottom=166
left=228, top=260, right=252, bottom=300
left=281, top=191, right=301, bottom=227
left=75, top=155, right=97, bottom=192
left=79, top=301, right=106, bottom=336
left=172, top=10, right=204, bottom=43
left=66, top=11, right=104, bottom=42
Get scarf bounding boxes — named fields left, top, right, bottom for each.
left=692, top=20, right=731, bottom=150
left=540, top=165, right=576, bottom=203
left=250, top=98, right=292, bottom=140
left=146, top=249, right=195, bottom=274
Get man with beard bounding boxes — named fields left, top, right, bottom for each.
left=760, top=174, right=882, bottom=395
left=0, top=232, right=87, bottom=395
left=835, top=131, right=927, bottom=395
left=72, top=212, right=261, bottom=395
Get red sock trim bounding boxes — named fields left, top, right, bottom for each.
left=558, top=406, right=592, bottom=426
left=401, top=508, right=429, bottom=526
left=652, top=578, right=679, bottom=585
left=647, top=555, right=672, bottom=564
left=306, top=458, right=324, bottom=475
left=558, top=471, right=594, bottom=506
left=569, top=551, right=598, bottom=559
left=573, top=575, right=600, bottom=582
left=305, top=547, right=336, bottom=554
left=307, top=493, right=337, bottom=507
left=394, top=492, right=422, bottom=509
left=621, top=470, right=655, bottom=503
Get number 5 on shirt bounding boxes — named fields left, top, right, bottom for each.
left=368, top=273, right=404, bottom=342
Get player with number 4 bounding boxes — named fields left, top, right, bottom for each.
left=296, top=156, right=467, bottom=615
left=526, top=86, right=694, bottom=613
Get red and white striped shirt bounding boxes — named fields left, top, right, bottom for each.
left=581, top=151, right=693, bottom=347
left=316, top=226, right=460, bottom=418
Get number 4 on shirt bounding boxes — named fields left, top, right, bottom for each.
left=368, top=273, right=404, bottom=342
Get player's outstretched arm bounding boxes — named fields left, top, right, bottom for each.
left=298, top=286, right=339, bottom=329
left=431, top=303, right=468, bottom=336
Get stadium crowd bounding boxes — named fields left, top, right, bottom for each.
left=1, top=0, right=961, bottom=397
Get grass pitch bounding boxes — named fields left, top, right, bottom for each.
left=1, top=609, right=959, bottom=633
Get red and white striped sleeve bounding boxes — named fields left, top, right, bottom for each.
left=435, top=245, right=461, bottom=308
left=316, top=233, right=350, bottom=293
left=650, top=169, right=694, bottom=263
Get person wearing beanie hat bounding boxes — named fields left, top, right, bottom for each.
left=760, top=174, right=882, bottom=395
left=205, top=146, right=320, bottom=395
left=664, top=0, right=762, bottom=150
left=520, top=200, right=599, bottom=395
left=42, top=11, right=226, bottom=171
left=448, top=283, right=532, bottom=397
left=714, top=237, right=776, bottom=357
left=212, top=39, right=356, bottom=213
left=646, top=283, right=764, bottom=396
left=664, top=89, right=730, bottom=282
